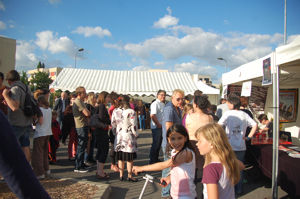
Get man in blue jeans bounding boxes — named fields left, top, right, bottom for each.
left=149, top=90, right=166, bottom=164
left=161, top=89, right=184, bottom=199
left=3, top=70, right=33, bottom=163
left=72, top=86, right=91, bottom=173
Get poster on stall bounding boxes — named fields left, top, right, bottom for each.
left=228, top=85, right=269, bottom=116
left=279, top=89, right=298, bottom=123
left=241, top=81, right=252, bottom=97
left=262, top=57, right=272, bottom=85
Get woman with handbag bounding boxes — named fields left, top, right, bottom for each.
left=95, top=91, right=111, bottom=179
left=85, top=93, right=97, bottom=164
left=108, top=91, right=120, bottom=172
left=111, top=95, right=139, bottom=182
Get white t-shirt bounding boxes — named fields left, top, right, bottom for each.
left=170, top=148, right=196, bottom=199
left=202, top=162, right=235, bottom=199
left=150, top=99, right=165, bottom=129
left=34, top=107, right=53, bottom=138
left=218, top=110, right=256, bottom=151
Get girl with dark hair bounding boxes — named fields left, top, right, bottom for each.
left=95, top=91, right=111, bottom=179
left=108, top=91, right=120, bottom=172
left=111, top=95, right=139, bottom=182
left=185, top=95, right=213, bottom=198
left=132, top=123, right=197, bottom=199
left=32, top=95, right=52, bottom=179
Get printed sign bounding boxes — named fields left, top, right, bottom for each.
left=262, top=57, right=272, bottom=85
left=241, top=81, right=252, bottom=97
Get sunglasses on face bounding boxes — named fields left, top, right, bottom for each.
left=176, top=98, right=184, bottom=102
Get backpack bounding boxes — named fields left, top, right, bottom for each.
left=17, top=85, right=40, bottom=117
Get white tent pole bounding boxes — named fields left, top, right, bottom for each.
left=272, top=65, right=279, bottom=199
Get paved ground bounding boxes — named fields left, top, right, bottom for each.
left=42, top=129, right=290, bottom=199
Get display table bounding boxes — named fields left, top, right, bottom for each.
left=251, top=137, right=292, bottom=145
left=252, top=144, right=300, bottom=198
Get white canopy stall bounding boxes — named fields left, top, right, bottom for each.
left=222, top=35, right=300, bottom=198
left=195, top=80, right=220, bottom=105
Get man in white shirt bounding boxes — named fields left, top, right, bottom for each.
left=216, top=93, right=237, bottom=118
left=149, top=90, right=166, bottom=164
left=218, top=96, right=257, bottom=194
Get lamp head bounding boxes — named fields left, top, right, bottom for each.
left=218, top=57, right=224, bottom=60
left=78, top=48, right=84, bottom=51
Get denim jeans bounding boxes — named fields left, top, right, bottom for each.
left=161, top=147, right=171, bottom=197
left=57, top=113, right=64, bottom=130
left=11, top=125, right=32, bottom=147
left=234, top=151, right=245, bottom=194
left=139, top=115, right=145, bottom=129
left=75, top=126, right=89, bottom=170
left=149, top=128, right=162, bottom=164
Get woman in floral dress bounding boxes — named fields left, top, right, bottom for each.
left=111, top=95, right=139, bottom=182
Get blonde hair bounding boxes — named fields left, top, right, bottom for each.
left=195, top=122, right=240, bottom=185
left=34, top=89, right=43, bottom=100
left=172, top=89, right=185, bottom=97
left=182, top=104, right=193, bottom=118
left=87, top=93, right=96, bottom=106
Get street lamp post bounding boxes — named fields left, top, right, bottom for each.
left=218, top=57, right=227, bottom=73
left=75, top=48, right=84, bottom=68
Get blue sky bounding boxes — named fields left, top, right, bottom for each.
left=1, top=0, right=300, bottom=83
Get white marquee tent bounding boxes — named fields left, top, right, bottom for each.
left=50, top=68, right=199, bottom=96
left=222, top=35, right=300, bottom=198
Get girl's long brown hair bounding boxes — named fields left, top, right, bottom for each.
left=195, top=122, right=240, bottom=185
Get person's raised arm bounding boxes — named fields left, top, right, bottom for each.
left=259, top=127, right=269, bottom=134
left=3, top=89, right=19, bottom=111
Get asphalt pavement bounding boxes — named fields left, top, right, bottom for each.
left=38, top=129, right=290, bottom=199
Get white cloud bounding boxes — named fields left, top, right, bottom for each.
left=154, top=61, right=167, bottom=68
left=35, top=30, right=80, bottom=58
left=0, top=21, right=6, bottom=31
left=93, top=60, right=98, bottom=63
left=132, top=65, right=151, bottom=71
left=174, top=60, right=218, bottom=79
left=48, top=0, right=61, bottom=5
left=72, top=26, right=112, bottom=38
left=0, top=1, right=5, bottom=11
left=153, top=15, right=179, bottom=29
left=9, top=24, right=14, bottom=28
left=119, top=25, right=287, bottom=69
left=8, top=20, right=15, bottom=23
left=15, top=40, right=38, bottom=70
left=167, top=7, right=172, bottom=15
left=132, top=58, right=137, bottom=62
left=66, top=65, right=73, bottom=68
left=127, top=62, right=132, bottom=67
left=35, top=30, right=54, bottom=51
left=103, top=42, right=123, bottom=50
left=224, top=20, right=229, bottom=25
left=140, top=59, right=149, bottom=66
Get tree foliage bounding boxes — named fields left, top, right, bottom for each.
left=19, top=70, right=29, bottom=86
left=30, top=62, right=53, bottom=90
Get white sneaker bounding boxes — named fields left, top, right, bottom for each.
left=45, top=170, right=51, bottom=175
left=37, top=174, right=45, bottom=180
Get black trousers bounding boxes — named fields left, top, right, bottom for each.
left=95, top=128, right=109, bottom=163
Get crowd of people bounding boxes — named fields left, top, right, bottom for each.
left=0, top=69, right=275, bottom=199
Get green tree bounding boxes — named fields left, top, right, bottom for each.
left=219, top=83, right=223, bottom=96
left=19, top=70, right=29, bottom=85
left=37, top=61, right=42, bottom=70
left=30, top=71, right=53, bottom=90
